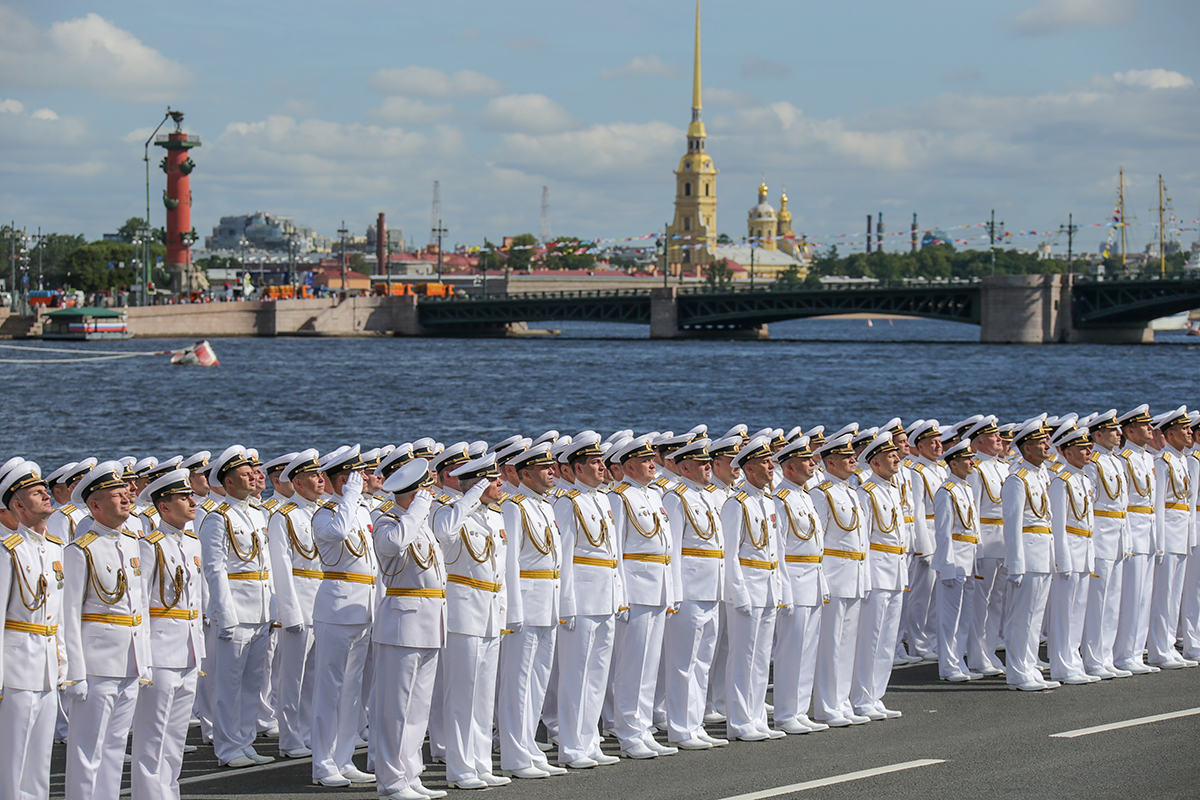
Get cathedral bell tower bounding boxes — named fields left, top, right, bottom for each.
left=667, top=0, right=717, bottom=269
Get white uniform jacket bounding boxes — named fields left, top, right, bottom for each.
left=810, top=476, right=870, bottom=599
left=268, top=495, right=323, bottom=629
left=553, top=484, right=624, bottom=618
left=610, top=479, right=677, bottom=607
left=968, top=455, right=1007, bottom=560
left=933, top=476, right=979, bottom=581
left=199, top=497, right=274, bottom=629
left=909, top=457, right=946, bottom=559
left=502, top=489, right=561, bottom=627
left=858, top=475, right=907, bottom=592
left=311, top=491, right=378, bottom=627
left=896, top=461, right=917, bottom=554
left=373, top=492, right=447, bottom=649
left=664, top=478, right=725, bottom=603
left=140, top=521, right=205, bottom=669
left=772, top=478, right=826, bottom=607
left=1002, top=461, right=1053, bottom=576
left=47, top=502, right=88, bottom=544
left=1, top=526, right=66, bottom=691
left=1049, top=466, right=1095, bottom=575
left=1154, top=446, right=1194, bottom=555
left=1085, top=448, right=1131, bottom=561
left=63, top=520, right=152, bottom=682
left=434, top=500, right=507, bottom=638
left=723, top=483, right=789, bottom=609
left=1118, top=444, right=1155, bottom=555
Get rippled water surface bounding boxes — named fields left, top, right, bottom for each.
left=6, top=318, right=1199, bottom=466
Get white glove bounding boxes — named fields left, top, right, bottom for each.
left=780, top=604, right=794, bottom=618
left=560, top=616, right=576, bottom=632
left=63, top=680, right=88, bottom=703
left=1008, top=573, right=1023, bottom=588
left=667, top=602, right=680, bottom=614
left=1155, top=552, right=1165, bottom=564
left=735, top=604, right=753, bottom=617
left=822, top=593, right=831, bottom=604
left=343, top=471, right=364, bottom=502
left=508, top=621, right=524, bottom=633
left=617, top=608, right=630, bottom=623
left=285, top=624, right=303, bottom=634
left=218, top=626, right=236, bottom=641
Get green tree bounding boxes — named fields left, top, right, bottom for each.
left=478, top=239, right=504, bottom=272
left=543, top=237, right=596, bottom=271
left=704, top=258, right=734, bottom=291
left=505, top=233, right=538, bottom=272
left=61, top=240, right=166, bottom=293
left=716, top=232, right=733, bottom=245
left=774, top=264, right=803, bottom=288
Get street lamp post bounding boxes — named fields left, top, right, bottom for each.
left=238, top=237, right=249, bottom=298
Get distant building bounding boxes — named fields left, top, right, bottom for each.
left=366, top=224, right=406, bottom=254
left=204, top=211, right=332, bottom=253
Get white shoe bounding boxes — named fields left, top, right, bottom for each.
left=645, top=739, right=678, bottom=755
left=479, top=773, right=511, bottom=786
left=965, top=671, right=984, bottom=681
left=820, top=716, right=853, bottom=728
left=183, top=743, right=198, bottom=753
left=260, top=727, right=280, bottom=738
left=702, top=711, right=726, bottom=724
left=1150, top=659, right=1187, bottom=670
left=857, top=708, right=887, bottom=721
left=593, top=753, right=619, bottom=766
left=535, top=740, right=554, bottom=752
left=354, top=736, right=369, bottom=748
left=1109, top=666, right=1133, bottom=678
left=1178, top=658, right=1198, bottom=668
left=1086, top=668, right=1116, bottom=680
left=620, top=742, right=657, bottom=759
left=876, top=706, right=903, bottom=719
left=979, top=666, right=1005, bottom=677
left=224, top=756, right=257, bottom=769
left=778, top=720, right=810, bottom=735
left=1062, top=674, right=1094, bottom=685
left=763, top=703, right=774, bottom=714
left=343, top=767, right=375, bottom=783
left=382, top=789, right=427, bottom=800
left=1117, top=661, right=1153, bottom=675
left=1036, top=659, right=1051, bottom=670
left=447, top=777, right=489, bottom=790
left=563, top=757, right=598, bottom=769
left=505, top=767, right=549, bottom=779
left=537, top=763, right=567, bottom=775
left=601, top=728, right=616, bottom=738
left=414, top=785, right=448, bottom=799
left=671, top=737, right=713, bottom=749
left=699, top=733, right=729, bottom=746
left=736, top=730, right=770, bottom=741
left=846, top=714, right=871, bottom=725
left=1009, top=680, right=1047, bottom=692
left=312, top=774, right=351, bottom=787
left=281, top=747, right=312, bottom=758
left=1040, top=679, right=1061, bottom=689
left=800, top=717, right=830, bottom=732
left=762, top=728, right=786, bottom=739
left=902, top=654, right=924, bottom=664
left=247, top=751, right=275, bottom=765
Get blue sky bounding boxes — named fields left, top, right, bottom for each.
left=1, top=0, right=1197, bottom=256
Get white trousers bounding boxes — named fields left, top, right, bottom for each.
left=1082, top=557, right=1123, bottom=672
left=724, top=604, right=776, bottom=738
left=426, top=657, right=446, bottom=759
left=814, top=598, right=860, bottom=721
left=903, top=557, right=937, bottom=657
left=373, top=644, right=438, bottom=796
left=556, top=613, right=615, bottom=764
left=443, top=632, right=500, bottom=783
left=498, top=624, right=556, bottom=771
left=1049, top=572, right=1089, bottom=679
left=853, top=589, right=903, bottom=711
left=1115, top=553, right=1153, bottom=667
left=937, top=579, right=974, bottom=678
left=1148, top=553, right=1187, bottom=663
left=0, top=687, right=55, bottom=800
left=540, top=652, right=559, bottom=740
left=611, top=604, right=667, bottom=749
left=66, top=675, right=140, bottom=800
left=771, top=603, right=821, bottom=725
left=257, top=626, right=278, bottom=732
left=212, top=622, right=270, bottom=764
left=968, top=557, right=1007, bottom=671
left=194, top=623, right=216, bottom=742
left=132, top=666, right=199, bottom=800
left=275, top=624, right=316, bottom=752
left=1005, top=574, right=1050, bottom=686
left=311, top=620, right=371, bottom=781
left=706, top=603, right=729, bottom=716
left=1180, top=547, right=1200, bottom=659
left=664, top=599, right=719, bottom=742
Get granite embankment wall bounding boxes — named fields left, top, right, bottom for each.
left=126, top=296, right=429, bottom=337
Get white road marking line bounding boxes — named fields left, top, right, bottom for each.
left=1050, top=707, right=1200, bottom=738
left=715, top=758, right=946, bottom=800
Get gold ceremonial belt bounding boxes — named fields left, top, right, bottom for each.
left=5, top=620, right=57, bottom=636
left=925, top=515, right=935, bottom=520
left=1128, top=505, right=1153, bottom=514
left=980, top=517, right=1004, bottom=526
left=903, top=516, right=915, bottom=524
left=952, top=534, right=979, bottom=544
left=385, top=587, right=446, bottom=598
left=229, top=571, right=269, bottom=580
left=623, top=553, right=671, bottom=565
left=322, top=571, right=375, bottom=585
left=1165, top=502, right=1190, bottom=511
left=681, top=547, right=724, bottom=558
left=1065, top=525, right=1092, bottom=538
left=784, top=554, right=821, bottom=564
left=738, top=557, right=778, bottom=570
left=447, top=574, right=501, bottom=592
left=292, top=568, right=324, bottom=579
left=149, top=608, right=199, bottom=620
left=81, top=613, right=142, bottom=627
left=1094, top=509, right=1126, bottom=519
left=869, top=542, right=904, bottom=555
left=572, top=555, right=617, bottom=568
left=824, top=548, right=865, bottom=561
left=1022, top=526, right=1051, bottom=534
left=520, top=569, right=560, bottom=579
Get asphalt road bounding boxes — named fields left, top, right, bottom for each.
left=48, top=658, right=1200, bottom=800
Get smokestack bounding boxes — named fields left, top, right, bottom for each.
left=377, top=212, right=387, bottom=272
left=867, top=215, right=873, bottom=254
left=911, top=213, right=918, bottom=253
left=877, top=212, right=884, bottom=251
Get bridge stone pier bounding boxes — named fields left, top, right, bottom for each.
left=650, top=287, right=769, bottom=339
left=980, top=274, right=1153, bottom=344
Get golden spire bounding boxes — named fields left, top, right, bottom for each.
left=692, top=0, right=702, bottom=113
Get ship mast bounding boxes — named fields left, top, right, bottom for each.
left=1118, top=167, right=1127, bottom=269
left=1159, top=174, right=1165, bottom=277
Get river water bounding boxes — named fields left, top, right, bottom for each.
left=6, top=318, right=1198, bottom=467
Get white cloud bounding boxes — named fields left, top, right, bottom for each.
left=372, top=96, right=455, bottom=125
left=494, top=121, right=680, bottom=179
left=480, top=94, right=576, bottom=134
left=600, top=55, right=677, bottom=80
left=31, top=108, right=58, bottom=120
left=0, top=98, right=23, bottom=114
left=1113, top=68, right=1194, bottom=90
left=0, top=7, right=192, bottom=102
left=1010, top=0, right=1134, bottom=35
left=370, top=66, right=503, bottom=98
